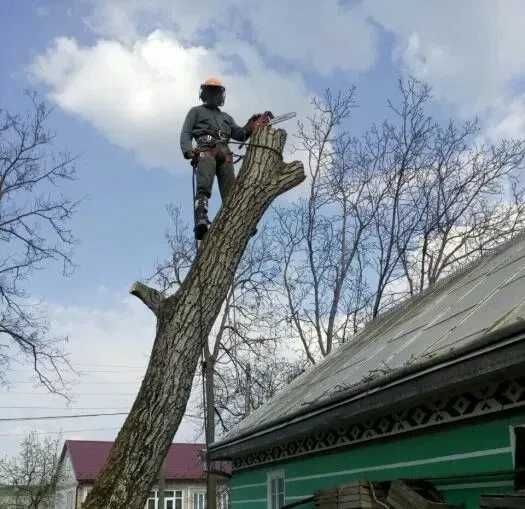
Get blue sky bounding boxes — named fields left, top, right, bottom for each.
left=2, top=0, right=525, bottom=456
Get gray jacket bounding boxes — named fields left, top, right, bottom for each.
left=180, top=104, right=249, bottom=154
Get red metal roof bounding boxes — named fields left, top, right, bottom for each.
left=64, top=440, right=209, bottom=482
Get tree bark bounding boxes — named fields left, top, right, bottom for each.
left=157, top=461, right=165, bottom=509
left=82, top=126, right=304, bottom=509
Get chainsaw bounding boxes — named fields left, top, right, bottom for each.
left=252, top=111, right=296, bottom=129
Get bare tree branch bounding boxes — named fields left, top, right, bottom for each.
left=0, top=92, right=77, bottom=393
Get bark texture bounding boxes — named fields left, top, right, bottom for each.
left=82, top=127, right=304, bottom=509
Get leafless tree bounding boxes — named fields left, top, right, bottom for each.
left=364, top=79, right=525, bottom=306
left=0, top=93, right=77, bottom=392
left=0, top=432, right=62, bottom=509
left=214, top=352, right=306, bottom=433
left=273, top=78, right=525, bottom=363
left=272, top=88, right=380, bottom=362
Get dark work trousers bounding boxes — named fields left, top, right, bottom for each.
left=196, top=144, right=235, bottom=201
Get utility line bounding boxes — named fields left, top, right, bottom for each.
left=0, top=406, right=130, bottom=410
left=0, top=427, right=120, bottom=438
left=0, top=412, right=128, bottom=422
left=9, top=381, right=141, bottom=385
left=0, top=411, right=203, bottom=423
left=0, top=392, right=138, bottom=396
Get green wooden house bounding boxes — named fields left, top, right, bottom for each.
left=208, top=234, right=525, bottom=509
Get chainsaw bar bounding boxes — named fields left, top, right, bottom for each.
left=268, top=112, right=296, bottom=126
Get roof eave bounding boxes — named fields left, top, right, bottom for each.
left=209, top=324, right=525, bottom=460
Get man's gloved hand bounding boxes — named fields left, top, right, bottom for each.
left=244, top=113, right=263, bottom=137
left=183, top=150, right=195, bottom=160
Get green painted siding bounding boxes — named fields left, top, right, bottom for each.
left=230, top=411, right=525, bottom=509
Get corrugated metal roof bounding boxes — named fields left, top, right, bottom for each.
left=220, top=233, right=525, bottom=442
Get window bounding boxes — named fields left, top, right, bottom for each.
left=193, top=491, right=206, bottom=509
left=165, top=490, right=183, bottom=509
left=267, top=471, right=285, bottom=509
left=145, top=490, right=184, bottom=509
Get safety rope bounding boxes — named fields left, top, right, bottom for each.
left=228, top=139, right=284, bottom=160
left=191, top=162, right=211, bottom=496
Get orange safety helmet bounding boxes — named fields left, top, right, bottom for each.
left=202, top=76, right=224, bottom=88
left=200, top=76, right=226, bottom=106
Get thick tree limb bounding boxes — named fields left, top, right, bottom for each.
left=130, top=281, right=162, bottom=316
left=82, top=126, right=304, bottom=509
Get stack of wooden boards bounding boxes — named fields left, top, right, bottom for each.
left=313, top=481, right=385, bottom=509
left=312, top=480, right=462, bottom=509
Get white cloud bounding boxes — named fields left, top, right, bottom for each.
left=245, top=0, right=377, bottom=74
left=32, top=1, right=525, bottom=174
left=80, top=0, right=525, bottom=140
left=363, top=0, right=525, bottom=136
left=83, top=0, right=378, bottom=74
left=31, top=30, right=311, bottom=171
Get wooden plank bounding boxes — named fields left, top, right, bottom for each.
left=386, top=480, right=461, bottom=509
left=314, top=482, right=385, bottom=509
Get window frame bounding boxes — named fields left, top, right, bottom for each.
left=192, top=490, right=206, bottom=509
left=164, top=489, right=183, bottom=509
left=267, top=470, right=285, bottom=509
left=146, top=490, right=158, bottom=509
left=145, top=489, right=184, bottom=509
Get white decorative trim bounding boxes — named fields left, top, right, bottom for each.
left=286, top=447, right=512, bottom=483
left=231, top=499, right=266, bottom=504
left=231, top=482, right=266, bottom=491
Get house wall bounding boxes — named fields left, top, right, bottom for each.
left=54, top=452, right=78, bottom=509
left=75, top=480, right=211, bottom=509
left=229, top=410, right=525, bottom=509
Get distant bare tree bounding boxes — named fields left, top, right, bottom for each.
left=364, top=79, right=525, bottom=305
left=0, top=432, right=62, bottom=509
left=273, top=78, right=525, bottom=363
left=0, top=93, right=77, bottom=391
left=272, top=88, right=380, bottom=362
left=214, top=352, right=306, bottom=432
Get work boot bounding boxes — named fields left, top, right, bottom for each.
left=194, top=196, right=210, bottom=240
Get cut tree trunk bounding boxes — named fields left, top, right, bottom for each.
left=82, top=126, right=304, bottom=509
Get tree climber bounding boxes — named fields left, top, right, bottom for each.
left=180, top=77, right=262, bottom=240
